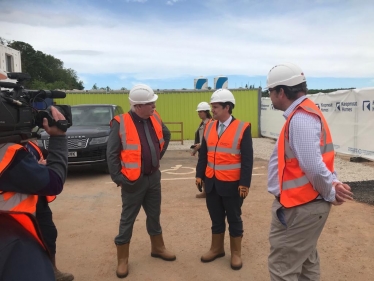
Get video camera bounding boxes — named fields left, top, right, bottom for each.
left=0, top=72, right=72, bottom=144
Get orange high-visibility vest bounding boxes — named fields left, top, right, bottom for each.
left=0, top=143, right=47, bottom=250
left=204, top=119, right=250, bottom=181
left=27, top=141, right=56, bottom=203
left=278, top=98, right=335, bottom=208
left=112, top=111, right=165, bottom=181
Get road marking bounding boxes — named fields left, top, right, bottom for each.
left=161, top=165, right=195, bottom=175
left=161, top=174, right=265, bottom=181
left=162, top=177, right=195, bottom=181
left=253, top=166, right=265, bottom=170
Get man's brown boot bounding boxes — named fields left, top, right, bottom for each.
left=150, top=234, right=176, bottom=261
left=201, top=233, right=225, bottom=262
left=116, top=243, right=129, bottom=278
left=230, top=236, right=242, bottom=270
left=51, top=256, right=74, bottom=281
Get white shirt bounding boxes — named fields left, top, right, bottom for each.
left=267, top=96, right=338, bottom=202
left=218, top=115, right=232, bottom=135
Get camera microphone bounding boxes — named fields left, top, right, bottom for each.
left=48, top=90, right=66, bottom=99
left=0, top=81, right=18, bottom=88
left=28, top=90, right=66, bottom=99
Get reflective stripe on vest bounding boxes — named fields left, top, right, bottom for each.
left=0, top=144, right=38, bottom=214
left=0, top=192, right=38, bottom=214
left=204, top=119, right=249, bottom=181
left=0, top=143, right=24, bottom=176
left=278, top=98, right=335, bottom=208
left=113, top=111, right=164, bottom=181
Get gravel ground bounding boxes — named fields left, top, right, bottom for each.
left=168, top=137, right=374, bottom=205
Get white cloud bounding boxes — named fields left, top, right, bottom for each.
left=1, top=0, right=373, bottom=82
left=166, top=0, right=181, bottom=5
left=126, top=0, right=147, bottom=3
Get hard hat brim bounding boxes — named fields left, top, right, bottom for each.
left=129, top=93, right=158, bottom=105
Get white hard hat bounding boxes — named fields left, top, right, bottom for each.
left=196, top=102, right=211, bottom=111
left=266, top=63, right=306, bottom=89
left=210, top=89, right=235, bottom=105
left=129, top=84, right=158, bottom=106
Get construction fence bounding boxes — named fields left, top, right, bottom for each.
left=261, top=88, right=374, bottom=161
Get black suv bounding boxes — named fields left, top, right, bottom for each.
left=38, top=104, right=124, bottom=172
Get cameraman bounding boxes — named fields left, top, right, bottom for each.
left=0, top=106, right=68, bottom=281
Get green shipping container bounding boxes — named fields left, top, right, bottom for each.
left=57, top=89, right=260, bottom=140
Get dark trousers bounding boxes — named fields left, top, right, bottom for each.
left=115, top=170, right=162, bottom=245
left=206, top=186, right=244, bottom=237
left=36, top=197, right=58, bottom=256
left=0, top=214, right=55, bottom=281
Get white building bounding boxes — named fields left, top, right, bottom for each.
left=0, top=44, right=22, bottom=82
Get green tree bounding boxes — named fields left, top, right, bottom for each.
left=6, top=41, right=84, bottom=90
left=92, top=83, right=98, bottom=90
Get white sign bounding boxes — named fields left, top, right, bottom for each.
left=261, top=87, right=374, bottom=161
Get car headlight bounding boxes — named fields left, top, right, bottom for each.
left=89, top=136, right=109, bottom=145
left=37, top=139, right=44, bottom=147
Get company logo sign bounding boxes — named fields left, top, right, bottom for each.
left=335, top=102, right=340, bottom=111
left=335, top=101, right=357, bottom=112
left=319, top=102, right=332, bottom=112
left=362, top=100, right=373, bottom=111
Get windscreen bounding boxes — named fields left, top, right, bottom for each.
left=71, top=106, right=113, bottom=126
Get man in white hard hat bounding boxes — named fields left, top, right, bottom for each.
left=195, top=89, right=253, bottom=270
left=192, top=101, right=213, bottom=198
left=266, top=63, right=354, bottom=280
left=107, top=84, right=175, bottom=279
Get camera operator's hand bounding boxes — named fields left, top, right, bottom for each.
left=43, top=106, right=66, bottom=136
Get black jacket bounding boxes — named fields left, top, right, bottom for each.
left=196, top=117, right=253, bottom=197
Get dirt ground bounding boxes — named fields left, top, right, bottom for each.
left=52, top=150, right=374, bottom=281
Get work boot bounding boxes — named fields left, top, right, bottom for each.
left=150, top=234, right=176, bottom=261
left=230, top=236, right=242, bottom=270
left=51, top=256, right=74, bottom=281
left=116, top=243, right=129, bottom=278
left=201, top=233, right=225, bottom=262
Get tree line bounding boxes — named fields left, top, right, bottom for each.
left=1, top=37, right=84, bottom=90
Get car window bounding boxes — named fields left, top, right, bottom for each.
left=72, top=106, right=113, bottom=126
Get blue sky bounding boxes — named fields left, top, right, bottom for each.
left=1, top=0, right=373, bottom=90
